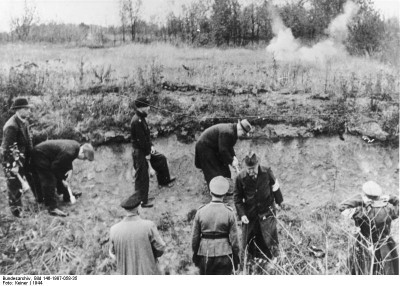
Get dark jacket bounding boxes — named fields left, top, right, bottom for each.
left=32, top=139, right=80, bottom=177
left=130, top=111, right=152, bottom=155
left=234, top=165, right=283, bottom=219
left=192, top=201, right=240, bottom=262
left=1, top=114, right=33, bottom=167
left=195, top=123, right=237, bottom=167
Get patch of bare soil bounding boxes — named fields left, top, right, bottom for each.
left=0, top=135, right=398, bottom=274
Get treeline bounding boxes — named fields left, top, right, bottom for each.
left=0, top=0, right=398, bottom=62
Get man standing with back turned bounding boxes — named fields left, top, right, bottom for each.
left=109, top=193, right=166, bottom=275
left=191, top=176, right=240, bottom=274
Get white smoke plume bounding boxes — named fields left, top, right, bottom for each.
left=266, top=1, right=359, bottom=63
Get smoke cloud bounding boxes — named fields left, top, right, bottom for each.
left=266, top=1, right=359, bottom=63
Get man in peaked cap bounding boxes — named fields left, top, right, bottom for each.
left=339, top=181, right=399, bottom=275
left=234, top=151, right=283, bottom=267
left=109, top=193, right=166, bottom=275
left=31, top=139, right=94, bottom=217
left=130, top=97, right=176, bottom=208
left=195, top=119, right=252, bottom=190
left=1, top=97, right=39, bottom=217
left=191, top=176, right=240, bottom=275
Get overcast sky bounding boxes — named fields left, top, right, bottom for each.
left=0, top=0, right=398, bottom=33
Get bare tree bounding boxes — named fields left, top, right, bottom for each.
left=126, top=0, right=142, bottom=42
left=10, top=0, right=39, bottom=41
left=119, top=0, right=128, bottom=42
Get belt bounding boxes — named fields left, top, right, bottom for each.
left=201, top=232, right=229, bottom=239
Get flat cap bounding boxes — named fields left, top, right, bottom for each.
left=209, top=176, right=230, bottom=196
left=135, top=97, right=150, bottom=108
left=362, top=181, right=382, bottom=197
left=120, top=193, right=142, bottom=209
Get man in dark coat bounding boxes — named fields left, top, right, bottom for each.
left=1, top=97, right=39, bottom=217
left=339, top=181, right=399, bottom=275
left=195, top=119, right=252, bottom=188
left=234, top=151, right=283, bottom=266
left=130, top=97, right=175, bottom=208
left=191, top=176, right=240, bottom=275
left=109, top=193, right=166, bottom=275
left=31, top=139, right=94, bottom=216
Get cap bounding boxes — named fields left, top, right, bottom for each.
left=209, top=176, right=230, bottom=196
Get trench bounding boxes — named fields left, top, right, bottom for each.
left=0, top=134, right=398, bottom=274
left=72, top=134, right=399, bottom=211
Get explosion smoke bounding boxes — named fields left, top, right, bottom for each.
left=266, top=1, right=359, bottom=63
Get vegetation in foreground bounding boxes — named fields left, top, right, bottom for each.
left=1, top=182, right=386, bottom=275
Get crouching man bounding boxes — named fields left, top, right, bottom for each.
left=31, top=139, right=94, bottom=217
left=109, top=193, right=166, bottom=275
left=191, top=176, right=240, bottom=274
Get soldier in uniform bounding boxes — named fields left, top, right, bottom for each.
left=194, top=119, right=252, bottom=189
left=1, top=97, right=39, bottom=217
left=234, top=151, right=283, bottom=266
left=31, top=139, right=94, bottom=217
left=339, top=181, right=399, bottom=275
left=191, top=176, right=240, bottom=275
left=109, top=192, right=166, bottom=275
left=130, top=97, right=175, bottom=208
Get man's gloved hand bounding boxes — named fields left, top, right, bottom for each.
left=341, top=208, right=356, bottom=219
left=276, top=204, right=282, bottom=211
left=241, top=215, right=249, bottom=224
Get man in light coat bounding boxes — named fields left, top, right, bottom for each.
left=109, top=192, right=166, bottom=275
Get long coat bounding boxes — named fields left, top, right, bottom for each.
left=339, top=194, right=399, bottom=275
left=194, top=123, right=238, bottom=184
left=32, top=139, right=80, bottom=178
left=110, top=215, right=166, bottom=275
left=234, top=165, right=283, bottom=259
left=1, top=114, right=33, bottom=170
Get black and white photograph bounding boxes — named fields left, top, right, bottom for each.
left=0, top=0, right=399, bottom=278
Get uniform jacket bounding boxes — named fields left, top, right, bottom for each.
left=32, top=140, right=80, bottom=177
left=191, top=201, right=240, bottom=259
left=339, top=194, right=399, bottom=241
left=234, top=165, right=283, bottom=219
left=130, top=111, right=152, bottom=155
left=195, top=123, right=237, bottom=167
left=339, top=194, right=399, bottom=275
left=1, top=114, right=33, bottom=167
left=110, top=215, right=166, bottom=275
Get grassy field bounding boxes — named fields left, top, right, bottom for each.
left=0, top=42, right=398, bottom=145
left=0, top=42, right=399, bottom=275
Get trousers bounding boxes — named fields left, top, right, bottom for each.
left=198, top=255, right=233, bottom=275
left=132, top=149, right=172, bottom=203
left=241, top=215, right=279, bottom=262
